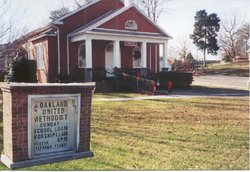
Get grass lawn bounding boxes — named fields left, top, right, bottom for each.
left=0, top=97, right=249, bottom=170
left=199, top=61, right=249, bottom=77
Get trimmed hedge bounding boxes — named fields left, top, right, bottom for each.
left=155, top=71, right=193, bottom=89
left=4, top=57, right=37, bottom=83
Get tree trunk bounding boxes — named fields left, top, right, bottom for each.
left=203, top=48, right=206, bottom=67
left=203, top=31, right=207, bottom=68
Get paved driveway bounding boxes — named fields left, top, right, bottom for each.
left=193, top=75, right=249, bottom=90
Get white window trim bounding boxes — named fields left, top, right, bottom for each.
left=125, top=20, right=138, bottom=30
left=35, top=44, right=44, bottom=70
left=78, top=43, right=86, bottom=69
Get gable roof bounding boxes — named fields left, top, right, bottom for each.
left=69, top=9, right=120, bottom=36
left=23, top=0, right=172, bottom=42
left=20, top=0, right=125, bottom=42
left=68, top=4, right=172, bottom=39
left=53, top=0, right=125, bottom=24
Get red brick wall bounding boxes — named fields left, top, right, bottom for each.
left=121, top=42, right=134, bottom=69
left=147, top=43, right=160, bottom=73
left=0, top=84, right=94, bottom=163
left=58, top=0, right=124, bottom=76
left=48, top=37, right=58, bottom=83
left=92, top=40, right=110, bottom=68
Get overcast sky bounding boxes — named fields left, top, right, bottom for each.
left=2, top=0, right=250, bottom=60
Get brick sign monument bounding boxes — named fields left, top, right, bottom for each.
left=0, top=83, right=95, bottom=169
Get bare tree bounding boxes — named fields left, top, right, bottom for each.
left=0, top=0, right=28, bottom=70
left=134, top=0, right=170, bottom=23
left=219, top=13, right=249, bottom=60
left=0, top=0, right=9, bottom=43
left=175, top=36, right=191, bottom=60
left=236, top=22, right=250, bottom=56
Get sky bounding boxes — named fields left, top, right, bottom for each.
left=2, top=0, right=250, bottom=60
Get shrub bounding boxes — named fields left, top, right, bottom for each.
left=155, top=71, right=193, bottom=89
left=222, top=55, right=233, bottom=62
left=4, top=57, right=37, bottom=83
left=0, top=71, right=5, bottom=82
left=93, top=68, right=106, bottom=82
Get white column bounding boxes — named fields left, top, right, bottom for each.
left=163, top=42, right=171, bottom=69
left=85, top=39, right=92, bottom=68
left=141, top=42, right=147, bottom=68
left=113, top=40, right=121, bottom=68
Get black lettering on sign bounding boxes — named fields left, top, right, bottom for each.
left=39, top=101, right=68, bottom=109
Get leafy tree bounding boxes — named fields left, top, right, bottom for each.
left=4, top=49, right=37, bottom=83
left=190, top=9, right=220, bottom=67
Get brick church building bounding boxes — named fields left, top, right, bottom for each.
left=22, top=0, right=172, bottom=83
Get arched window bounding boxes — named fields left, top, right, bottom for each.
left=78, top=43, right=86, bottom=68
left=105, top=43, right=113, bottom=52
left=133, top=47, right=141, bottom=68
left=125, top=20, right=138, bottom=30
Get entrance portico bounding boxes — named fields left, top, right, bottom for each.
left=68, top=31, right=171, bottom=81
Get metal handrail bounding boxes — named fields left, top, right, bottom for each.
left=121, top=72, right=156, bottom=95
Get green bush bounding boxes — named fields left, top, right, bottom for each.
left=155, top=71, right=193, bottom=89
left=0, top=71, right=5, bottom=82
left=222, top=55, right=233, bottom=62
left=4, top=57, right=37, bottom=83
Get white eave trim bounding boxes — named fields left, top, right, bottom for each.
left=71, top=31, right=170, bottom=44
left=52, top=21, right=64, bottom=25
left=30, top=34, right=57, bottom=42
left=87, top=31, right=170, bottom=40
left=94, top=27, right=167, bottom=37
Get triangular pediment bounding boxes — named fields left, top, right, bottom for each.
left=69, top=4, right=172, bottom=39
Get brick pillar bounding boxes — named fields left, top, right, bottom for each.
left=0, top=83, right=95, bottom=169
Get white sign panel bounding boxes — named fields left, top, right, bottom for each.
left=28, top=94, right=81, bottom=158
left=124, top=41, right=138, bottom=47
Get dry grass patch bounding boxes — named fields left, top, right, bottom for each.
left=0, top=97, right=249, bottom=170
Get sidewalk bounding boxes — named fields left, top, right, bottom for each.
left=193, top=75, right=249, bottom=90
left=94, top=91, right=248, bottom=102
